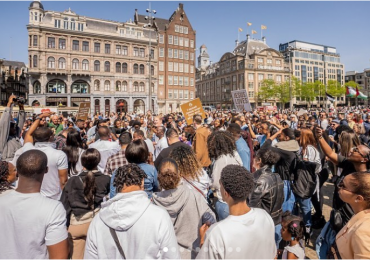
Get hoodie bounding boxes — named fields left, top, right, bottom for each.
left=152, top=184, right=216, bottom=259
left=84, top=191, right=180, bottom=259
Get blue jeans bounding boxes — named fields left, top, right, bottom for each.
left=282, top=180, right=295, bottom=213
left=215, top=200, right=229, bottom=221
left=275, top=224, right=282, bottom=248
left=294, top=196, right=312, bottom=227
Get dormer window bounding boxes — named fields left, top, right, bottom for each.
left=34, top=12, right=38, bottom=21
left=71, top=18, right=76, bottom=30
left=64, top=18, right=68, bottom=29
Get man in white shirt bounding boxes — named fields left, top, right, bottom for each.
left=0, top=150, right=68, bottom=259
left=197, top=164, right=276, bottom=259
left=22, top=112, right=68, bottom=200
left=133, top=129, right=154, bottom=156
left=154, top=126, right=168, bottom=159
left=89, top=126, right=120, bottom=172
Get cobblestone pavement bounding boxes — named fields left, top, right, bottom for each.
left=305, top=180, right=335, bottom=259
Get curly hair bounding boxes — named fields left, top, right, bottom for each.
left=158, top=158, right=180, bottom=190
left=169, top=146, right=203, bottom=181
left=255, top=149, right=280, bottom=167
left=0, top=161, right=10, bottom=193
left=207, top=131, right=236, bottom=160
left=113, top=164, right=147, bottom=193
left=282, top=211, right=305, bottom=240
left=220, top=165, right=254, bottom=202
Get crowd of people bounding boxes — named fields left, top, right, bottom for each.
left=1, top=94, right=370, bottom=259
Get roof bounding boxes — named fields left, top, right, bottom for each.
left=137, top=14, right=169, bottom=31
left=283, top=40, right=336, bottom=50
left=29, top=1, right=44, bottom=10
left=1, top=60, right=26, bottom=69
left=233, top=38, right=269, bottom=58
left=200, top=44, right=207, bottom=48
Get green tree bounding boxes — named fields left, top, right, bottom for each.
left=327, top=80, right=346, bottom=97
left=256, top=79, right=276, bottom=102
left=275, top=81, right=291, bottom=109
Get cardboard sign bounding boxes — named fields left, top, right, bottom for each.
left=33, top=107, right=58, bottom=114
left=231, top=90, right=252, bottom=112
left=76, top=102, right=91, bottom=121
left=180, top=98, right=206, bottom=125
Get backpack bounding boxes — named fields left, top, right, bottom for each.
left=290, top=154, right=318, bottom=199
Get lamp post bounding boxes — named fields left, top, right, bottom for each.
left=286, top=46, right=293, bottom=110
left=143, top=4, right=156, bottom=114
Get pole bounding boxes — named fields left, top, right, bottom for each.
left=147, top=2, right=152, bottom=113
left=289, top=49, right=292, bottom=110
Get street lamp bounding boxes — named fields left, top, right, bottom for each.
left=143, top=4, right=156, bottom=114
left=285, top=46, right=293, bottom=110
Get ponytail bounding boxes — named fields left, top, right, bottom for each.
left=83, top=170, right=96, bottom=209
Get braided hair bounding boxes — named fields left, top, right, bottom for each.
left=0, top=161, right=11, bottom=193
left=282, top=211, right=305, bottom=240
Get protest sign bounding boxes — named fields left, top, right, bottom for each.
left=180, top=98, right=206, bottom=125
left=76, top=102, right=91, bottom=121
left=231, top=89, right=252, bottom=112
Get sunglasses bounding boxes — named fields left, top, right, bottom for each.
left=337, top=178, right=355, bottom=193
left=350, top=146, right=369, bottom=159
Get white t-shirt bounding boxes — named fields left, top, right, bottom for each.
left=144, top=138, right=155, bottom=157
left=0, top=191, right=68, bottom=259
left=154, top=137, right=168, bottom=159
left=89, top=140, right=121, bottom=173
left=22, top=142, right=68, bottom=200
left=282, top=240, right=305, bottom=260
left=196, top=208, right=276, bottom=259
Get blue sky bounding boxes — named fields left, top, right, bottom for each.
left=0, top=1, right=369, bottom=72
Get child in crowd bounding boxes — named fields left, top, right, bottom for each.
left=280, top=211, right=306, bottom=260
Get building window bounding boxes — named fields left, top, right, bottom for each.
left=72, top=58, right=79, bottom=69
left=184, top=77, right=189, bottom=86
left=82, top=59, right=89, bottom=70
left=134, top=82, right=139, bottom=92
left=184, top=38, right=189, bottom=47
left=151, top=65, right=154, bottom=75
left=133, top=64, right=138, bottom=74
left=159, top=75, right=164, bottom=85
left=159, top=61, right=164, bottom=71
left=133, top=47, right=139, bottom=56
left=150, top=49, right=154, bottom=59
left=94, top=60, right=100, bottom=71
left=104, top=61, right=110, bottom=72
left=190, top=78, right=194, bottom=86
left=122, top=46, right=128, bottom=56
left=47, top=79, right=66, bottom=93
left=190, top=91, right=194, bottom=99
left=81, top=41, right=89, bottom=52
left=33, top=55, right=37, bottom=68
left=33, top=35, right=38, bottom=46
left=248, top=73, right=254, bottom=81
left=116, top=45, right=121, bottom=55
left=184, top=90, right=189, bottom=99
left=179, top=50, right=183, bottom=59
left=174, top=76, right=178, bottom=85
left=33, top=81, right=41, bottom=94
left=179, top=26, right=184, bottom=34
left=258, top=74, right=264, bottom=81
left=174, top=36, right=178, bottom=45
left=190, top=65, right=194, bottom=74
left=54, top=19, right=61, bottom=28
left=71, top=81, right=89, bottom=93
left=174, top=62, right=178, bottom=72
left=168, top=89, right=173, bottom=99
left=72, top=40, right=79, bottom=51
left=174, top=49, right=178, bottom=58
left=48, top=37, right=55, bottom=48
left=64, top=18, right=68, bottom=29
left=276, top=75, right=282, bottom=82
left=104, top=80, right=110, bottom=91
left=184, top=51, right=189, bottom=60
left=248, top=82, right=253, bottom=88
left=139, top=82, right=145, bottom=92
left=71, top=19, right=76, bottom=30
left=179, top=90, right=183, bottom=99
left=47, top=57, right=55, bottom=68
left=168, top=48, right=173, bottom=58
left=184, top=27, right=188, bottom=34
left=116, top=62, right=121, bottom=73
left=122, top=81, right=127, bottom=92
left=179, top=76, right=183, bottom=85
left=140, top=48, right=145, bottom=58
left=168, top=76, right=173, bottom=85
left=249, top=91, right=254, bottom=98
left=179, top=63, right=183, bottom=72
left=58, top=57, right=66, bottom=69
left=190, top=52, right=194, bottom=60
left=168, top=62, right=173, bottom=71
left=267, top=59, right=272, bottom=64
left=122, top=63, right=128, bottom=73
left=94, top=42, right=100, bottom=53
left=78, top=23, right=84, bottom=31
left=116, top=81, right=121, bottom=91
left=159, top=34, right=164, bottom=44
left=258, top=58, right=263, bottom=63
left=276, top=60, right=281, bottom=65
left=139, top=64, right=145, bottom=74
left=168, top=35, right=173, bottom=44
left=173, top=90, right=178, bottom=99
left=268, top=74, right=273, bottom=79
left=175, top=25, right=179, bottom=32
left=105, top=44, right=110, bottom=54
left=94, top=80, right=100, bottom=91
left=59, top=38, right=66, bottom=49
left=179, top=37, right=183, bottom=46
left=159, top=48, right=164, bottom=57
left=190, top=40, right=194, bottom=48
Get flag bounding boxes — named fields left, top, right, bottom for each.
left=326, top=92, right=335, bottom=102
left=346, top=86, right=357, bottom=97
left=358, top=91, right=368, bottom=100
left=247, top=22, right=252, bottom=26
left=356, top=87, right=360, bottom=97
left=238, top=28, right=243, bottom=32
left=261, top=25, right=267, bottom=30
left=252, top=30, right=257, bottom=34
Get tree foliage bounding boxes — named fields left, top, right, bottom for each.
left=327, top=80, right=346, bottom=97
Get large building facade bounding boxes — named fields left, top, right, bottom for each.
left=135, top=3, right=196, bottom=113
left=345, top=69, right=370, bottom=105
left=279, top=40, right=345, bottom=106
left=196, top=35, right=290, bottom=109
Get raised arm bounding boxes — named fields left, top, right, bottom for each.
left=17, top=102, right=26, bottom=138
left=24, top=111, right=54, bottom=144
left=315, top=127, right=338, bottom=164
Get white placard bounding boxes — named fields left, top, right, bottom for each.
left=231, top=90, right=252, bottom=112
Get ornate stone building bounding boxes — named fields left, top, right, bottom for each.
left=27, top=1, right=158, bottom=114
left=196, top=35, right=290, bottom=109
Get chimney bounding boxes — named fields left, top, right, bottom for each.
left=235, top=40, right=239, bottom=47
left=179, top=3, right=184, bottom=9
left=262, top=36, right=266, bottom=43
left=246, top=34, right=250, bottom=41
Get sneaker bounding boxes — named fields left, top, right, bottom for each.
left=304, top=226, right=312, bottom=246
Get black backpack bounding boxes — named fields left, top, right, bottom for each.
left=290, top=154, right=318, bottom=199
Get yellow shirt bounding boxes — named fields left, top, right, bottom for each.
left=336, top=209, right=370, bottom=259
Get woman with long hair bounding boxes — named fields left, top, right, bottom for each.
left=60, top=148, right=110, bottom=259
left=207, top=130, right=242, bottom=220
left=169, top=145, right=211, bottom=197
left=63, top=129, right=85, bottom=176
left=353, top=123, right=369, bottom=145
left=0, top=161, right=17, bottom=196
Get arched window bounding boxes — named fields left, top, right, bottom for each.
left=71, top=18, right=75, bottom=30
left=72, top=58, right=79, bottom=70
left=151, top=83, right=155, bottom=93
left=116, top=81, right=121, bottom=91
left=31, top=12, right=33, bottom=21
left=82, top=59, right=89, bottom=70
left=64, top=17, right=68, bottom=29
left=46, top=79, right=66, bottom=93
left=39, top=14, right=42, bottom=22
left=105, top=99, right=110, bottom=114
left=122, top=81, right=127, bottom=92
left=33, top=81, right=41, bottom=94
left=104, top=80, right=110, bottom=91
left=58, top=57, right=66, bottom=69
left=94, top=99, right=100, bottom=114
left=94, top=80, right=100, bottom=91
left=139, top=64, right=145, bottom=74
left=33, top=55, right=38, bottom=68
left=151, top=65, right=154, bottom=75
left=48, top=57, right=55, bottom=68
left=94, top=60, right=100, bottom=71
left=133, top=64, right=138, bottom=74
left=139, top=82, right=145, bottom=92
left=133, top=82, right=139, bottom=92
left=71, top=80, right=89, bottom=93
left=116, top=62, right=121, bottom=73
left=134, top=99, right=145, bottom=114
left=122, top=63, right=128, bottom=73
left=104, top=61, right=110, bottom=72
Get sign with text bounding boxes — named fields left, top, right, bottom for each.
left=231, top=90, right=252, bottom=112
left=76, top=102, right=91, bottom=121
left=33, top=107, right=58, bottom=114
left=180, top=98, right=206, bottom=125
